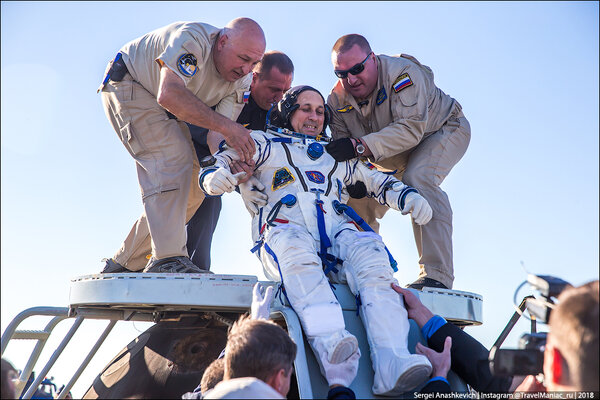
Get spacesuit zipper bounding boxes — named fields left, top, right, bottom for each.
left=280, top=143, right=308, bottom=191
left=324, top=162, right=338, bottom=196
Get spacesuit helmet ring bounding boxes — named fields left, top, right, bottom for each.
left=266, top=85, right=331, bottom=136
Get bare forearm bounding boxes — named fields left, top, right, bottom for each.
left=411, top=306, right=435, bottom=328
left=207, top=131, right=226, bottom=154
left=156, top=67, right=239, bottom=136
left=156, top=65, right=254, bottom=161
left=158, top=83, right=238, bottom=135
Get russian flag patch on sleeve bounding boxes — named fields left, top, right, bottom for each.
left=392, top=73, right=413, bottom=92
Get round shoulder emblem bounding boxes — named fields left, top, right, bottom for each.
left=177, top=53, right=198, bottom=77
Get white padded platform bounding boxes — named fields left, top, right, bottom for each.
left=69, top=273, right=483, bottom=325
left=69, top=273, right=257, bottom=312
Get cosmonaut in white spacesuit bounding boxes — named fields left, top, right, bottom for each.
left=198, top=86, right=434, bottom=395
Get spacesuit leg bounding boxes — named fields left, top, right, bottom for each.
left=333, top=229, right=432, bottom=396
left=259, top=224, right=358, bottom=371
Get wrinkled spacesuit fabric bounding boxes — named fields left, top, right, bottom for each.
left=200, top=128, right=431, bottom=393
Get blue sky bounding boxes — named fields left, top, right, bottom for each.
left=1, top=1, right=598, bottom=397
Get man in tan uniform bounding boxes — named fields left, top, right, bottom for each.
left=325, top=34, right=470, bottom=289
left=99, top=18, right=265, bottom=273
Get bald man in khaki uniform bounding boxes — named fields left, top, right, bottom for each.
left=99, top=18, right=265, bottom=273
left=326, top=34, right=470, bottom=289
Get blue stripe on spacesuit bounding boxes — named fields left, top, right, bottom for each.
left=332, top=200, right=398, bottom=272
left=250, top=207, right=267, bottom=256
left=253, top=138, right=262, bottom=164
left=271, top=137, right=293, bottom=143
left=377, top=176, right=393, bottom=203
left=334, top=227, right=354, bottom=239
left=399, top=188, right=418, bottom=211
left=318, top=253, right=341, bottom=275
left=377, top=176, right=391, bottom=195
left=315, top=198, right=339, bottom=275
left=263, top=242, right=296, bottom=312
left=269, top=138, right=294, bottom=143
left=255, top=137, right=271, bottom=170
left=351, top=159, right=359, bottom=176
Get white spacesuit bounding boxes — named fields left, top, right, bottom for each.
left=199, top=88, right=433, bottom=395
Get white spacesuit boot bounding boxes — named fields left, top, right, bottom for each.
left=310, top=329, right=359, bottom=364
left=334, top=229, right=432, bottom=396
left=261, top=225, right=358, bottom=369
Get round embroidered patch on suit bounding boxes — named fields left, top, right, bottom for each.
left=177, top=53, right=198, bottom=77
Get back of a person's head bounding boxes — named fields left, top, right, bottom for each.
left=201, top=358, right=224, bottom=394
left=204, top=377, right=283, bottom=399
left=254, top=51, right=294, bottom=78
left=1, top=358, right=17, bottom=399
left=224, top=316, right=297, bottom=383
left=549, top=280, right=599, bottom=390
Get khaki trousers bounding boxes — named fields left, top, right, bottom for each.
left=101, top=73, right=205, bottom=270
left=348, top=111, right=470, bottom=288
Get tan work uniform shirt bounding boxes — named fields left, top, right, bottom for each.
left=120, top=21, right=251, bottom=121
left=327, top=54, right=461, bottom=171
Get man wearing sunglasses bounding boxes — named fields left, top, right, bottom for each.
left=325, top=34, right=471, bottom=290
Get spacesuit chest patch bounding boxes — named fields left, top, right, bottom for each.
left=305, top=170, right=325, bottom=184
left=272, top=167, right=295, bottom=191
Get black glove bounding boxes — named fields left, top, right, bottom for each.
left=326, top=138, right=355, bottom=161
left=346, top=181, right=367, bottom=199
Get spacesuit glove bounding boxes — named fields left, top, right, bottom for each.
left=251, top=283, right=274, bottom=320
left=203, top=169, right=245, bottom=196
left=326, top=138, right=355, bottom=161
left=238, top=176, right=268, bottom=215
left=319, top=347, right=361, bottom=387
left=401, top=192, right=433, bottom=225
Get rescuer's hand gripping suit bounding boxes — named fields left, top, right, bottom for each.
left=199, top=126, right=433, bottom=395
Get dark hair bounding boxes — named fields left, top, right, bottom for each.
left=1, top=358, right=17, bottom=399
left=254, top=51, right=294, bottom=78
left=332, top=34, right=372, bottom=55
left=549, top=280, right=599, bottom=390
left=268, top=85, right=331, bottom=136
left=201, top=358, right=224, bottom=393
left=224, top=316, right=296, bottom=383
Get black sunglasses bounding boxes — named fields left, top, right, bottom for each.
left=334, top=52, right=373, bottom=79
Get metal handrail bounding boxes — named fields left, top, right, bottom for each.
left=2, top=307, right=71, bottom=398
left=56, top=320, right=117, bottom=399
left=1, top=307, right=69, bottom=355
left=21, top=317, right=84, bottom=399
